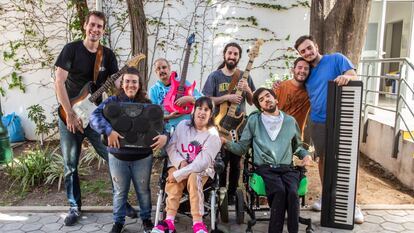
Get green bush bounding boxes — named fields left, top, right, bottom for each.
left=44, top=150, right=90, bottom=192
left=5, top=146, right=56, bottom=192
left=81, top=145, right=106, bottom=170
left=5, top=146, right=92, bottom=194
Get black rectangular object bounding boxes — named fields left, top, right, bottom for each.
left=321, top=80, right=363, bottom=230
left=103, top=102, right=164, bottom=149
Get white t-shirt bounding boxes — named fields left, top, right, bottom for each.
left=261, top=112, right=284, bottom=141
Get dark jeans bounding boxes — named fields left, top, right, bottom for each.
left=309, top=120, right=326, bottom=159
left=219, top=149, right=241, bottom=196
left=59, top=119, right=108, bottom=209
left=256, top=165, right=300, bottom=233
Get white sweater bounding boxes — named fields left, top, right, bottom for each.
left=166, top=120, right=222, bottom=182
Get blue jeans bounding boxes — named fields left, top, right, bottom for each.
left=59, top=119, right=108, bottom=208
left=109, top=153, right=152, bottom=224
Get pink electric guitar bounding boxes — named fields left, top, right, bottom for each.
left=164, top=33, right=196, bottom=114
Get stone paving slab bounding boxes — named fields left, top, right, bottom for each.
left=1, top=207, right=414, bottom=233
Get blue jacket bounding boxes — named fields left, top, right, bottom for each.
left=89, top=93, right=163, bottom=160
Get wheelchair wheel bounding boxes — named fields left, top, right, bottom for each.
left=235, top=188, right=245, bottom=224
left=218, top=188, right=229, bottom=223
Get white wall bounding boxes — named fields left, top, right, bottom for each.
left=0, top=1, right=310, bottom=140
left=360, top=118, right=414, bottom=190
left=365, top=1, right=413, bottom=57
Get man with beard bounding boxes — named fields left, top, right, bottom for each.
left=149, top=58, right=202, bottom=133
left=273, top=57, right=310, bottom=139
left=54, top=11, right=137, bottom=226
left=202, top=42, right=256, bottom=204
left=222, top=87, right=312, bottom=233
left=294, top=35, right=363, bottom=223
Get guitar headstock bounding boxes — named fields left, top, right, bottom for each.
left=187, top=33, right=195, bottom=46
left=127, top=53, right=146, bottom=67
left=248, top=39, right=264, bottom=59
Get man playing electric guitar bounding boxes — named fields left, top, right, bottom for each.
left=149, top=58, right=202, bottom=133
left=202, top=42, right=256, bottom=204
left=54, top=11, right=136, bottom=226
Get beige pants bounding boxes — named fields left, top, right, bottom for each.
left=165, top=167, right=209, bottom=221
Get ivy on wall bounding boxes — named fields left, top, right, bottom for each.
left=0, top=0, right=83, bottom=96
left=0, top=0, right=310, bottom=139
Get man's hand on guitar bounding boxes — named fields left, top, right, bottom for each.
left=108, top=130, right=124, bottom=148
left=66, top=111, right=84, bottom=134
left=226, top=94, right=242, bottom=104
left=174, top=96, right=195, bottom=106
left=237, top=79, right=251, bottom=93
left=165, top=111, right=183, bottom=121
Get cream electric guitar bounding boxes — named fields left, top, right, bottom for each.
left=214, top=39, right=263, bottom=142
left=58, top=54, right=146, bottom=129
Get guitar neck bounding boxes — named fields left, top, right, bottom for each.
left=89, top=65, right=127, bottom=103
left=179, top=43, right=192, bottom=88
left=227, top=59, right=253, bottom=116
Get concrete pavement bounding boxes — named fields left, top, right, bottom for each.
left=0, top=205, right=414, bottom=233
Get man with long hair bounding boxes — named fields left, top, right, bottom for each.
left=202, top=42, right=256, bottom=204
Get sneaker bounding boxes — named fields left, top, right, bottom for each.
left=151, top=219, right=175, bottom=233
left=110, top=222, right=124, bottom=233
left=142, top=219, right=154, bottom=233
left=126, top=202, right=138, bottom=219
left=64, top=207, right=80, bottom=226
left=311, top=198, right=321, bottom=212
left=354, top=206, right=364, bottom=224
left=193, top=222, right=208, bottom=233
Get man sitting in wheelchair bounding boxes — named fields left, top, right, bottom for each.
left=152, top=97, right=222, bottom=233
left=221, top=88, right=312, bottom=233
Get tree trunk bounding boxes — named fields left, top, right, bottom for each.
left=310, top=0, right=372, bottom=66
left=72, top=0, right=88, bottom=35
left=126, top=0, right=149, bottom=90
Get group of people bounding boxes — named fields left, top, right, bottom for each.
left=55, top=11, right=364, bottom=233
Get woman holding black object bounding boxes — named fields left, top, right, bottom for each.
left=90, top=67, right=168, bottom=233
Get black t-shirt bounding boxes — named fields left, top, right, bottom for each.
left=55, top=40, right=118, bottom=99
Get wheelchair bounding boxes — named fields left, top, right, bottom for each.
left=234, top=152, right=314, bottom=233
left=153, top=151, right=229, bottom=232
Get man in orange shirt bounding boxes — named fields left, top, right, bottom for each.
left=273, top=57, right=310, bottom=139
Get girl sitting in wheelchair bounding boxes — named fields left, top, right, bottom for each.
left=152, top=96, right=222, bottom=233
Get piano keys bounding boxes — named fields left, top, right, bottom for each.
left=321, top=80, right=363, bottom=230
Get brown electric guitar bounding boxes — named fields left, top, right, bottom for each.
left=214, top=39, right=263, bottom=142
left=58, top=54, right=146, bottom=129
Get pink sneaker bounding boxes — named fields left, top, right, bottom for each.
left=193, top=222, right=208, bottom=233
left=151, top=219, right=175, bottom=233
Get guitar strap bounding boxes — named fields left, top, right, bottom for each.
left=93, top=44, right=104, bottom=84
left=227, top=69, right=241, bottom=94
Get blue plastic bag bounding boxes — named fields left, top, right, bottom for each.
left=1, top=112, right=25, bottom=143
